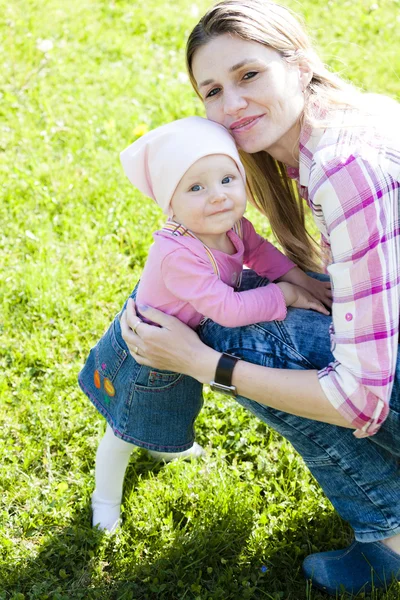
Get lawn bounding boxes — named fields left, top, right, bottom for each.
left=1, top=0, right=400, bottom=598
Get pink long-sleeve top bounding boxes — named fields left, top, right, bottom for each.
left=136, top=216, right=295, bottom=329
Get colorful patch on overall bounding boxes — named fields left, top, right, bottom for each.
left=94, top=370, right=101, bottom=389
left=104, top=378, right=115, bottom=397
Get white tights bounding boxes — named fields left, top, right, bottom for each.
left=92, top=424, right=204, bottom=532
left=94, top=425, right=133, bottom=506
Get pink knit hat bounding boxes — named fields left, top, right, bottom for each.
left=120, top=116, right=246, bottom=216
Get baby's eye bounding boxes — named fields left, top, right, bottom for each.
left=243, top=71, right=257, bottom=80
left=206, top=87, right=221, bottom=98
left=190, top=184, right=203, bottom=192
left=222, top=176, right=233, bottom=184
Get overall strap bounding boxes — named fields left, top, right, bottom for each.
left=231, top=219, right=243, bottom=288
left=162, top=221, right=220, bottom=278
left=232, top=218, right=243, bottom=240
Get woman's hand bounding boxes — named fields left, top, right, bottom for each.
left=120, top=299, right=220, bottom=383
left=277, top=282, right=330, bottom=315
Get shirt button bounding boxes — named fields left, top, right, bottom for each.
left=345, top=312, right=353, bottom=322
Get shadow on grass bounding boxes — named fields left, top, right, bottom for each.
left=1, top=455, right=399, bottom=600
left=0, top=454, right=162, bottom=599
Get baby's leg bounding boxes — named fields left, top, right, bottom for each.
left=92, top=425, right=204, bottom=532
left=92, top=424, right=134, bottom=532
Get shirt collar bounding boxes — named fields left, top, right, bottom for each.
left=286, top=120, right=326, bottom=188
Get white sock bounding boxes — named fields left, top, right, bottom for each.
left=92, top=425, right=133, bottom=532
left=148, top=441, right=205, bottom=462
left=91, top=491, right=122, bottom=534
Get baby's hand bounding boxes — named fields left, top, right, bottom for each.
left=277, top=282, right=330, bottom=316
left=301, top=275, right=332, bottom=309
left=277, top=267, right=332, bottom=310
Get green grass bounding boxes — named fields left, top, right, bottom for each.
left=1, top=0, right=400, bottom=598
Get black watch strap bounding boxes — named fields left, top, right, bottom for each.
left=215, top=352, right=240, bottom=387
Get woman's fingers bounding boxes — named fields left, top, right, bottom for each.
left=129, top=347, right=152, bottom=366
left=133, top=301, right=178, bottom=330
left=125, top=298, right=180, bottom=331
left=124, top=298, right=140, bottom=329
left=121, top=299, right=204, bottom=373
left=120, top=302, right=146, bottom=359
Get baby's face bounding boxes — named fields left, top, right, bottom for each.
left=170, top=154, right=246, bottom=238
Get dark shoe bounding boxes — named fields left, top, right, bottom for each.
left=302, top=540, right=400, bottom=595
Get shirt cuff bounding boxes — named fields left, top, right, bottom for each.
left=317, top=366, right=387, bottom=437
left=270, top=283, right=288, bottom=321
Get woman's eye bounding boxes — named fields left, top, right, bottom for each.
left=243, top=71, right=257, bottom=80
left=206, top=87, right=220, bottom=98
left=222, top=176, right=233, bottom=184
left=190, top=184, right=202, bottom=192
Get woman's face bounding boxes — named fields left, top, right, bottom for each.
left=192, top=34, right=310, bottom=166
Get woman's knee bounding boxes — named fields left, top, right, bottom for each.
left=199, top=308, right=333, bottom=372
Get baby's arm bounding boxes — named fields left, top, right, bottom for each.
left=241, top=217, right=332, bottom=309
left=162, top=249, right=327, bottom=328
left=241, top=217, right=296, bottom=281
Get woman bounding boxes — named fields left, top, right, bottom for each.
left=121, top=0, right=400, bottom=594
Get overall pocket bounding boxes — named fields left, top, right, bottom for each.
left=133, top=367, right=183, bottom=391
left=120, top=366, right=203, bottom=450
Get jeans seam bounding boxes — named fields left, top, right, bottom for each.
left=272, top=320, right=318, bottom=368
left=265, top=410, right=397, bottom=532
left=247, top=322, right=317, bottom=369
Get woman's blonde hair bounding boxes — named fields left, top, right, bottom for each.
left=186, top=0, right=360, bottom=271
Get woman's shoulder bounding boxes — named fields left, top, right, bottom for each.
left=311, top=99, right=400, bottom=178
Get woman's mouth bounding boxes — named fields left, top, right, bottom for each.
left=230, top=114, right=264, bottom=133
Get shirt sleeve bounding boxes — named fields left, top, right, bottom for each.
left=310, top=152, right=399, bottom=437
left=241, top=217, right=296, bottom=280
left=161, top=247, right=287, bottom=327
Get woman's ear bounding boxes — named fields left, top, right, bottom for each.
left=298, top=59, right=313, bottom=91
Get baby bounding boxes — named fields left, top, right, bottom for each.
left=79, top=116, right=329, bottom=532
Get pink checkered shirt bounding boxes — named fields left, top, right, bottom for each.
left=287, top=102, right=400, bottom=437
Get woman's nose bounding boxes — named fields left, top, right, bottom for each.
left=223, top=89, right=247, bottom=115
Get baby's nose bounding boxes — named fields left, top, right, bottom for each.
left=210, top=190, right=227, bottom=203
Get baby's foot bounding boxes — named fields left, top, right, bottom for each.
left=91, top=491, right=121, bottom=533
left=148, top=441, right=205, bottom=462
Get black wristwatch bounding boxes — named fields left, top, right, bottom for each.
left=210, top=352, right=240, bottom=396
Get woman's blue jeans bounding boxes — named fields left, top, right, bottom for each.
left=119, top=271, right=400, bottom=543
left=199, top=271, right=400, bottom=543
